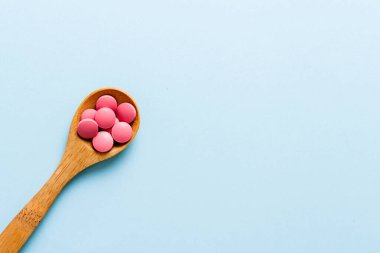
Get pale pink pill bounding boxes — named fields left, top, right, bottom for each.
left=116, top=103, right=136, bottom=123
left=92, top=131, right=114, bottom=152
left=95, top=107, right=116, bottom=129
left=80, top=109, right=97, bottom=120
left=77, top=119, right=98, bottom=139
left=96, top=95, right=117, bottom=111
left=111, top=122, right=132, bottom=143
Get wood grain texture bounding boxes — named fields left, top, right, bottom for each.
left=0, top=88, right=140, bottom=252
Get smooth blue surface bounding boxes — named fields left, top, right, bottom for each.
left=0, top=0, right=379, bottom=252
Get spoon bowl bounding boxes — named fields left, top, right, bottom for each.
left=65, top=87, right=140, bottom=169
left=0, top=87, right=140, bottom=252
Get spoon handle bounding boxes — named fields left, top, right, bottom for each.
left=0, top=161, right=76, bottom=252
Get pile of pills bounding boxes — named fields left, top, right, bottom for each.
left=77, top=95, right=136, bottom=152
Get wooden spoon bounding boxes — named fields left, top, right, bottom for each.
left=0, top=87, right=140, bottom=252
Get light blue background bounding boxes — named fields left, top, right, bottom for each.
left=0, top=0, right=379, bottom=252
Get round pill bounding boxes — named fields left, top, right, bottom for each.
left=111, top=122, right=132, bottom=143
left=105, top=118, right=119, bottom=133
left=95, top=107, right=116, bottom=129
left=77, top=119, right=98, bottom=139
left=96, top=95, right=117, bottom=111
left=80, top=109, right=96, bottom=120
left=116, top=103, right=136, bottom=123
left=92, top=131, right=114, bottom=152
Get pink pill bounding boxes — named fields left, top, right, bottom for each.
left=116, top=103, right=136, bottom=123
left=105, top=118, right=119, bottom=133
left=92, top=131, right=114, bottom=152
left=111, top=122, right=132, bottom=143
left=96, top=95, right=117, bottom=111
left=95, top=107, right=116, bottom=129
left=77, top=119, right=98, bottom=139
left=80, top=109, right=96, bottom=120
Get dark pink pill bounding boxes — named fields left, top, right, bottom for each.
left=116, top=103, right=136, bottom=123
left=96, top=95, right=117, bottom=111
left=92, top=131, right=114, bottom=152
left=111, top=122, right=132, bottom=143
left=95, top=107, right=116, bottom=129
left=81, top=109, right=96, bottom=120
left=77, top=119, right=98, bottom=139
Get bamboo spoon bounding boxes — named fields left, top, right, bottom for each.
left=0, top=87, right=140, bottom=252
